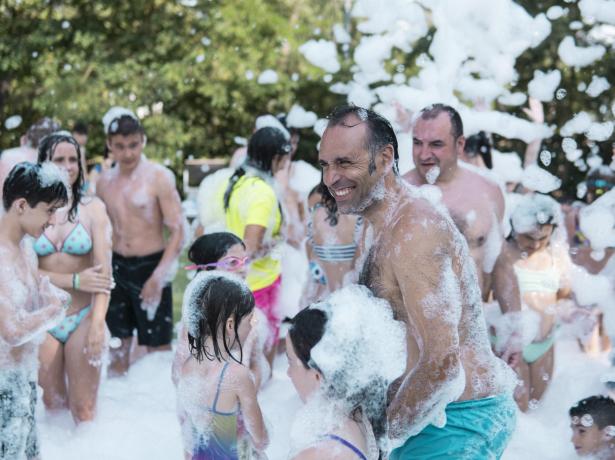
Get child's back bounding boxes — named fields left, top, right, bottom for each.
left=178, top=359, right=245, bottom=459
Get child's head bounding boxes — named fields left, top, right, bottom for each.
left=186, top=232, right=248, bottom=277
left=570, top=395, right=615, bottom=457
left=510, top=193, right=561, bottom=254
left=102, top=107, right=144, bottom=171
left=2, top=162, right=69, bottom=237
left=184, top=272, right=255, bottom=364
left=286, top=306, right=328, bottom=402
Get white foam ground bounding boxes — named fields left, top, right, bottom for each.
left=38, top=337, right=610, bottom=459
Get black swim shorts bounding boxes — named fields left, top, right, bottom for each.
left=0, top=372, right=39, bottom=459
left=106, top=251, right=173, bottom=347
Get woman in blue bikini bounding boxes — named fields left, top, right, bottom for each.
left=35, top=132, right=113, bottom=423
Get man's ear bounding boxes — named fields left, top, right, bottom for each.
left=456, top=135, right=466, bottom=155
left=380, top=144, right=394, bottom=169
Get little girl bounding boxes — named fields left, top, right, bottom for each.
left=173, top=232, right=270, bottom=389
left=176, top=272, right=268, bottom=459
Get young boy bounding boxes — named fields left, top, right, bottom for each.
left=570, top=395, right=615, bottom=459
left=0, top=162, right=71, bottom=459
left=96, top=107, right=184, bottom=375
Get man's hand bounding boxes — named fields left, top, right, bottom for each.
left=523, top=97, right=544, bottom=124
left=140, top=272, right=164, bottom=320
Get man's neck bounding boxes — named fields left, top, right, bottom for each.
left=362, top=174, right=403, bottom=234
left=118, top=155, right=144, bottom=177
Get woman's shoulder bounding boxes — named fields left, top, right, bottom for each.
left=80, top=195, right=107, bottom=213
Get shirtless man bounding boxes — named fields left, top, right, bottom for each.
left=0, top=118, right=60, bottom=205
left=318, top=105, right=515, bottom=458
left=403, top=105, right=505, bottom=299
left=0, top=162, right=70, bottom=459
left=96, top=108, right=184, bottom=375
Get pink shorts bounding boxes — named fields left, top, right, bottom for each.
left=252, top=275, right=282, bottom=349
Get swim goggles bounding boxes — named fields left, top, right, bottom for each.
left=184, top=256, right=249, bottom=272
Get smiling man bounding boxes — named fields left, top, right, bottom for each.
left=318, top=104, right=516, bottom=459
left=403, top=105, right=505, bottom=299
left=96, top=108, right=184, bottom=375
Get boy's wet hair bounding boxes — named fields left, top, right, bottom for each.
left=570, top=395, right=615, bottom=429
left=2, top=162, right=68, bottom=212
left=188, top=232, right=245, bottom=270
left=37, top=133, right=84, bottom=222
left=327, top=104, right=399, bottom=175
left=107, top=115, right=144, bottom=137
left=188, top=275, right=255, bottom=364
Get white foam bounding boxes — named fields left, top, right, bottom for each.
left=557, top=36, right=606, bottom=67
left=299, top=39, right=341, bottom=73
left=102, top=106, right=138, bottom=134
left=257, top=70, right=278, bottom=85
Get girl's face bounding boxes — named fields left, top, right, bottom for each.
left=285, top=335, right=322, bottom=403
left=514, top=224, right=554, bottom=255
left=51, top=142, right=80, bottom=187
left=220, top=243, right=249, bottom=278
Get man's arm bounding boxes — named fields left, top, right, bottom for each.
left=140, top=168, right=185, bottom=310
left=387, top=221, right=464, bottom=439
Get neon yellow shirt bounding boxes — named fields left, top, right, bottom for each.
left=218, top=175, right=282, bottom=291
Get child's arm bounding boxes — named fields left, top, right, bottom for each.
left=172, top=324, right=190, bottom=386
left=236, top=366, right=269, bottom=450
left=0, top=282, right=66, bottom=347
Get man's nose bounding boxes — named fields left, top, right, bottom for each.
left=322, top=167, right=340, bottom=187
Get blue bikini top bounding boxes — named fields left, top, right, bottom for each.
left=34, top=221, right=93, bottom=257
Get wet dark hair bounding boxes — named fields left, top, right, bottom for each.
left=327, top=104, right=399, bottom=175
left=418, top=103, right=464, bottom=140
left=288, top=307, right=328, bottom=371
left=223, top=126, right=290, bottom=211
left=72, top=121, right=88, bottom=136
left=289, top=305, right=388, bottom=446
left=37, top=133, right=84, bottom=222
left=106, top=115, right=144, bottom=137
left=25, top=118, right=61, bottom=149
left=188, top=275, right=255, bottom=364
left=2, top=162, right=68, bottom=212
left=464, top=131, right=492, bottom=169
left=308, top=180, right=338, bottom=226
left=570, top=396, right=615, bottom=429
left=188, top=232, right=245, bottom=271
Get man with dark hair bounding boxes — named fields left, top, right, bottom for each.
left=404, top=104, right=505, bottom=298
left=570, top=395, right=615, bottom=458
left=0, top=117, right=60, bottom=205
left=96, top=107, right=185, bottom=375
left=319, top=104, right=515, bottom=458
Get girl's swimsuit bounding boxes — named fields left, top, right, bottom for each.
left=307, top=204, right=363, bottom=285
left=192, top=362, right=240, bottom=460
left=33, top=220, right=94, bottom=343
left=324, top=434, right=368, bottom=460
left=513, top=259, right=561, bottom=364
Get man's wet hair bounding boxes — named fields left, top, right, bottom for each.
left=570, top=395, right=615, bottom=429
left=37, top=133, right=84, bottom=222
left=188, top=232, right=245, bottom=271
left=464, top=131, right=492, bottom=169
left=326, top=104, right=399, bottom=175
left=106, top=114, right=144, bottom=137
left=25, top=118, right=61, bottom=149
left=2, top=162, right=68, bottom=212
left=418, top=103, right=464, bottom=140
left=223, top=126, right=291, bottom=211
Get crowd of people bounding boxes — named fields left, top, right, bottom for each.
left=1, top=99, right=614, bottom=460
